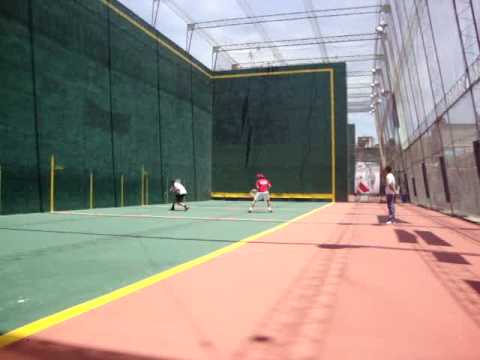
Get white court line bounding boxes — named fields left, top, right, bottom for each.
left=143, top=204, right=324, bottom=212
left=53, top=211, right=296, bottom=223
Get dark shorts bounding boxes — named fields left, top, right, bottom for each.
left=175, top=194, right=186, bottom=202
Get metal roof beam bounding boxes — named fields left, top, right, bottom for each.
left=302, top=0, right=328, bottom=59
left=235, top=0, right=285, bottom=64
left=214, top=33, right=379, bottom=52
left=189, top=5, right=383, bottom=30
left=233, top=53, right=382, bottom=68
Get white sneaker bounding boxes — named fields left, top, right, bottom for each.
left=268, top=207, right=272, bottom=212
left=386, top=220, right=392, bottom=224
left=248, top=208, right=253, bottom=213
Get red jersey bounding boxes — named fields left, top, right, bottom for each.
left=256, top=178, right=272, bottom=192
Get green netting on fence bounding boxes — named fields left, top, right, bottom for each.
left=0, top=0, right=212, bottom=214
left=109, top=4, right=161, bottom=207
left=0, top=0, right=348, bottom=214
left=0, top=1, right=41, bottom=214
left=32, top=0, right=114, bottom=211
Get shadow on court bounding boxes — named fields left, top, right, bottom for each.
left=0, top=222, right=476, bottom=258
left=376, top=215, right=409, bottom=224
left=0, top=335, right=179, bottom=360
left=317, top=243, right=480, bottom=258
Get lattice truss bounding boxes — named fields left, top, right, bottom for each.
left=144, top=0, right=390, bottom=113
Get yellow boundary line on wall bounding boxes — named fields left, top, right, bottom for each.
left=213, top=68, right=331, bottom=79
left=0, top=202, right=335, bottom=349
left=211, top=192, right=334, bottom=200
left=98, top=0, right=336, bottom=199
left=99, top=1, right=336, bottom=81
left=211, top=68, right=336, bottom=199
left=100, top=0, right=211, bottom=78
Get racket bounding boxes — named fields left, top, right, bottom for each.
left=249, top=188, right=257, bottom=198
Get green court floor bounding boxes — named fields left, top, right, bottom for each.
left=0, top=200, right=327, bottom=334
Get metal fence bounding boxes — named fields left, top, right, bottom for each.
left=375, top=0, right=480, bottom=220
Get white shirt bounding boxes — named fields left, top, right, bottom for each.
left=173, top=182, right=187, bottom=195
left=385, top=173, right=396, bottom=195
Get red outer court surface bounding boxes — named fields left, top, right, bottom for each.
left=1, top=203, right=480, bottom=359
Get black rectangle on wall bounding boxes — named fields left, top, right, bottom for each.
left=421, top=162, right=430, bottom=199
left=439, top=156, right=450, bottom=203
left=474, top=140, right=480, bottom=181
left=403, top=173, right=410, bottom=197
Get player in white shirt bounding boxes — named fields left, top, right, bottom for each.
left=384, top=166, right=397, bottom=224
left=169, top=179, right=189, bottom=211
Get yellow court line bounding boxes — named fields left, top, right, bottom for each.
left=211, top=192, right=334, bottom=200
left=0, top=202, right=335, bottom=349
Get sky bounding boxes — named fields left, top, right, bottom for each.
left=118, top=0, right=379, bottom=141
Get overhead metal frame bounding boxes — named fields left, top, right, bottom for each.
left=211, top=33, right=380, bottom=69
left=214, top=33, right=379, bottom=53
left=187, top=5, right=385, bottom=30
left=235, top=0, right=286, bottom=65
left=158, top=1, right=390, bottom=114
left=229, top=54, right=384, bottom=68
left=186, top=4, right=387, bottom=57
left=302, top=0, right=329, bottom=59
left=152, top=0, right=238, bottom=66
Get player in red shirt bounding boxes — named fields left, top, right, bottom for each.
left=249, top=173, right=273, bottom=213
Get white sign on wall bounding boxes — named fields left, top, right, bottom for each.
left=355, top=162, right=381, bottom=194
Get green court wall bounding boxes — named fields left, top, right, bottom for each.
left=0, top=0, right=212, bottom=214
left=212, top=64, right=348, bottom=201
left=0, top=0, right=348, bottom=215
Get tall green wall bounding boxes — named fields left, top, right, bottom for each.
left=0, top=0, right=212, bottom=214
left=212, top=64, right=348, bottom=201
left=0, top=0, right=348, bottom=215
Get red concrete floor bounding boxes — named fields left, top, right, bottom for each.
left=1, top=202, right=479, bottom=359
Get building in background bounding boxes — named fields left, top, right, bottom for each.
left=355, top=135, right=381, bottom=195
left=357, top=136, right=375, bottom=148
left=374, top=0, right=480, bottom=220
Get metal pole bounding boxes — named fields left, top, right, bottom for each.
left=89, top=171, right=94, bottom=209
left=145, top=173, right=149, bottom=205
left=0, top=165, right=2, bottom=215
left=50, top=155, right=55, bottom=212
left=186, top=23, right=194, bottom=52
left=141, top=166, right=145, bottom=206
left=165, top=178, right=169, bottom=204
left=120, top=175, right=125, bottom=207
